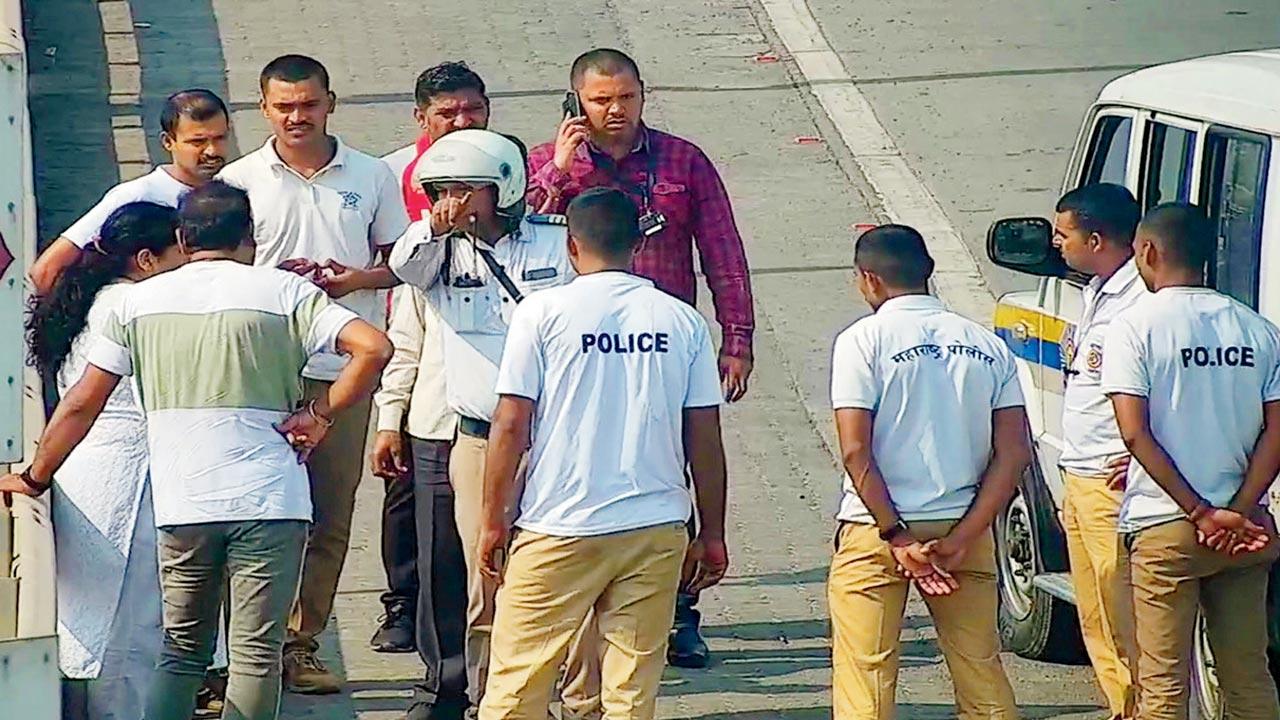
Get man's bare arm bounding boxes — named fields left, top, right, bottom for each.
left=1230, top=400, right=1280, bottom=514
left=1111, top=393, right=1204, bottom=514
left=946, top=406, right=1032, bottom=543
left=27, top=365, right=121, bottom=484
left=834, top=408, right=900, bottom=530
left=28, top=237, right=83, bottom=296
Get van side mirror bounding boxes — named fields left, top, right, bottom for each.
left=987, top=217, right=1067, bottom=278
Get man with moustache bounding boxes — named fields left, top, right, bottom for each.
left=218, top=53, right=410, bottom=694
left=371, top=61, right=490, bottom=660
left=29, top=89, right=231, bottom=294
left=526, top=47, right=754, bottom=668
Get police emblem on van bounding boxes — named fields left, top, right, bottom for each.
left=1061, top=332, right=1076, bottom=370
left=338, top=191, right=362, bottom=210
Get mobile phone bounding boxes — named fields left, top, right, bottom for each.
left=561, top=90, right=582, bottom=119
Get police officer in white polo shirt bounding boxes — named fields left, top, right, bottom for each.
left=388, top=128, right=598, bottom=718
left=217, top=54, right=410, bottom=694
left=474, top=186, right=728, bottom=719
left=1103, top=203, right=1280, bottom=719
left=1052, top=183, right=1145, bottom=719
left=828, top=225, right=1031, bottom=719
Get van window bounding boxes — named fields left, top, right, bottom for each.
left=1202, top=128, right=1269, bottom=309
left=1082, top=115, right=1132, bottom=186
left=1143, top=122, right=1197, bottom=210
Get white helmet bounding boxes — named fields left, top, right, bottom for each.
left=413, top=129, right=527, bottom=218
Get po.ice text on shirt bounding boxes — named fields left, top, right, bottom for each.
left=1179, top=345, right=1255, bottom=368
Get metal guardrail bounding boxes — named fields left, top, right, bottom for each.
left=1, top=0, right=57, bottom=644
left=0, top=1, right=59, bottom=715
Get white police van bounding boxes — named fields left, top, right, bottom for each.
left=986, top=48, right=1280, bottom=717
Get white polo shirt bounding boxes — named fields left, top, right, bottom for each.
left=63, top=167, right=191, bottom=248
left=831, top=295, right=1024, bottom=524
left=389, top=216, right=575, bottom=422
left=495, top=271, right=723, bottom=537
left=1060, top=260, right=1149, bottom=477
left=1102, top=287, right=1280, bottom=532
left=218, top=136, right=408, bottom=380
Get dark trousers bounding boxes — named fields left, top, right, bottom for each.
left=381, top=450, right=419, bottom=610
left=409, top=437, right=469, bottom=708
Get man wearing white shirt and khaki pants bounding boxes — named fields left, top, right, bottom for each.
left=217, top=54, right=409, bottom=693
left=389, top=129, right=598, bottom=718
left=475, top=187, right=729, bottom=719
left=1104, top=203, right=1280, bottom=719
left=828, top=225, right=1031, bottom=719
left=1051, top=183, right=1144, bottom=718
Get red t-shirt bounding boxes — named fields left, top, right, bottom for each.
left=401, top=133, right=434, bottom=222
left=388, top=134, right=435, bottom=319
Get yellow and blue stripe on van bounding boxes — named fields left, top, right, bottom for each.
left=993, top=302, right=1072, bottom=389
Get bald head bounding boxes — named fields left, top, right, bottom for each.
left=570, top=48, right=642, bottom=89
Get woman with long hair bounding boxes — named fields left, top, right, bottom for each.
left=26, top=201, right=185, bottom=718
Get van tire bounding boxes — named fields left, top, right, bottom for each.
left=994, top=463, right=1088, bottom=664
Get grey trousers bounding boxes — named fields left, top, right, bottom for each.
left=144, top=520, right=307, bottom=720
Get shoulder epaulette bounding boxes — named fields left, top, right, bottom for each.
left=527, top=213, right=568, bottom=226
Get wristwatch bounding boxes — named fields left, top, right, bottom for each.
left=879, top=518, right=909, bottom=542
left=19, top=467, right=50, bottom=494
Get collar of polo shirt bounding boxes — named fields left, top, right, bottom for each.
left=876, top=294, right=944, bottom=313
left=1092, top=257, right=1140, bottom=296
left=262, top=135, right=349, bottom=176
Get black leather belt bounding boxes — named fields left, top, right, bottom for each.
left=458, top=415, right=492, bottom=439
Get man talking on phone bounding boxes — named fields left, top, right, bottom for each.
left=527, top=46, right=753, bottom=669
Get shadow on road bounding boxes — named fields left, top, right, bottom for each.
left=682, top=704, right=1101, bottom=719
left=129, top=0, right=239, bottom=159
left=723, top=566, right=828, bottom=587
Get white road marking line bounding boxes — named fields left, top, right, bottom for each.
left=758, top=0, right=997, bottom=322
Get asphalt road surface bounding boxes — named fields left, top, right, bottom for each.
left=22, top=0, right=1280, bottom=717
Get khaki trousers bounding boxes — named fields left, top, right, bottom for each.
left=450, top=432, right=600, bottom=718
left=828, top=521, right=1017, bottom=720
left=287, top=379, right=373, bottom=649
left=478, top=524, right=688, bottom=720
left=1123, top=518, right=1280, bottom=720
left=1062, top=471, right=1137, bottom=718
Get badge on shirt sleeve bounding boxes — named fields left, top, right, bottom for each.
left=1085, top=342, right=1104, bottom=377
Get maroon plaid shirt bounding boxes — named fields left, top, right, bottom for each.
left=527, top=126, right=755, bottom=360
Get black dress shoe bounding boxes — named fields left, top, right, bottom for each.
left=405, top=696, right=468, bottom=720
left=370, top=601, right=416, bottom=653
